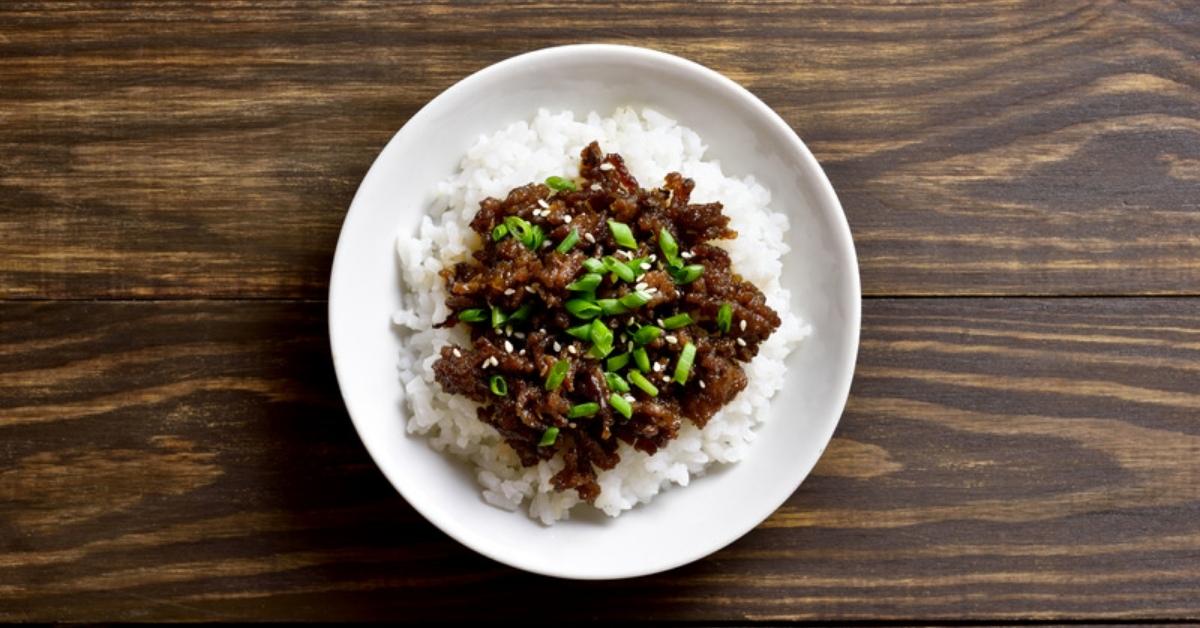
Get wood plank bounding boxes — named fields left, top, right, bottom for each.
left=2, top=1, right=1199, bottom=298
left=1, top=298, right=1197, bottom=621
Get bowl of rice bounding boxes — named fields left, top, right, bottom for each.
left=329, top=44, right=860, bottom=579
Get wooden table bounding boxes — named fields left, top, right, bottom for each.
left=3, top=1, right=1198, bottom=622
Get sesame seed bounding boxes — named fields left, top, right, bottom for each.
left=563, top=214, right=573, bottom=223
left=514, top=332, right=526, bottom=339
left=624, top=394, right=635, bottom=403
left=656, top=318, right=665, bottom=326
left=504, top=340, right=514, bottom=353
left=737, top=338, right=747, bottom=346
left=537, top=199, right=549, bottom=209
left=652, top=362, right=664, bottom=372
left=640, top=262, right=651, bottom=270
left=518, top=349, right=526, bottom=356
left=542, top=239, right=552, bottom=248
left=699, top=380, right=706, bottom=389
left=645, top=287, right=657, bottom=294
left=635, top=273, right=645, bottom=282
left=525, top=285, right=536, bottom=293
left=504, top=288, right=515, bottom=295
left=635, top=282, right=649, bottom=291
left=590, top=183, right=601, bottom=191
left=452, top=348, right=462, bottom=357
left=740, top=319, right=747, bottom=331
left=569, top=422, right=577, bottom=429
left=599, top=163, right=614, bottom=171
left=627, top=341, right=634, bottom=351
left=648, top=254, right=657, bottom=262
left=553, top=341, right=562, bottom=352
left=584, top=233, right=596, bottom=243
left=663, top=376, right=672, bottom=383
left=619, top=333, right=627, bottom=342
left=625, top=318, right=636, bottom=327
left=505, top=326, right=512, bottom=336
left=665, top=335, right=678, bottom=344
left=681, top=251, right=694, bottom=259
left=568, top=345, right=578, bottom=355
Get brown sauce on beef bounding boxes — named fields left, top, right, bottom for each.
left=433, top=141, right=782, bottom=502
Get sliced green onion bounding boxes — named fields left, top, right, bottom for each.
left=528, top=224, right=546, bottom=250
left=582, top=258, right=605, bottom=273
left=509, top=303, right=533, bottom=322
left=632, top=347, right=650, bottom=372
left=490, top=306, right=506, bottom=328
left=603, top=256, right=636, bottom=282
left=566, top=323, right=593, bottom=340
left=606, top=352, right=630, bottom=371
left=674, top=342, right=696, bottom=385
left=607, top=220, right=637, bottom=249
left=567, top=273, right=602, bottom=292
left=491, top=224, right=508, bottom=241
left=538, top=426, right=560, bottom=447
left=605, top=371, right=630, bottom=393
left=556, top=228, right=580, bottom=253
left=662, top=313, right=694, bottom=330
left=504, top=216, right=534, bottom=248
left=596, top=298, right=629, bottom=316
left=717, top=303, right=733, bottom=333
left=671, top=264, right=704, bottom=284
left=627, top=370, right=659, bottom=397
left=566, top=299, right=602, bottom=319
left=458, top=308, right=487, bottom=323
left=609, top=393, right=633, bottom=419
left=659, top=228, right=682, bottom=268
left=568, top=402, right=599, bottom=418
left=588, top=319, right=614, bottom=358
left=545, top=176, right=577, bottom=192
left=545, top=359, right=569, bottom=391
left=618, top=290, right=651, bottom=309
left=633, top=325, right=662, bottom=345
left=489, top=375, right=508, bottom=396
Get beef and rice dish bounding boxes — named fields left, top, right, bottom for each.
left=432, top=141, right=782, bottom=503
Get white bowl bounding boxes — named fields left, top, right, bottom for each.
left=329, top=44, right=860, bottom=579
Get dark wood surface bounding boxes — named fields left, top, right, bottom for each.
left=2, top=1, right=1198, bottom=623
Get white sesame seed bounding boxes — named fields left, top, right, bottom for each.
left=652, top=362, right=664, bottom=372
left=569, top=422, right=577, bottom=429
left=504, top=340, right=514, bottom=353
left=505, top=326, right=512, bottom=336
left=514, top=332, right=526, bottom=339
left=657, top=318, right=665, bottom=326
left=538, top=328, right=546, bottom=334
left=740, top=319, right=747, bottom=331
left=599, top=163, right=614, bottom=171
left=625, top=318, right=636, bottom=327
left=665, top=335, right=678, bottom=344
left=635, top=282, right=649, bottom=291
left=645, top=287, right=657, bottom=294
left=617, top=250, right=631, bottom=259
left=737, top=337, right=747, bottom=346
left=553, top=341, right=562, bottom=352
left=518, top=349, right=526, bottom=356
left=635, top=273, right=645, bottom=282
left=585, top=233, right=596, bottom=243
left=699, top=380, right=706, bottom=389
left=681, top=251, right=694, bottom=259
left=568, top=345, right=578, bottom=355
left=525, top=285, right=536, bottom=293
left=504, top=288, right=515, bottom=295
left=537, top=199, right=549, bottom=209
left=563, top=214, right=573, bottom=223
left=452, top=348, right=462, bottom=358
left=624, top=394, right=635, bottom=403
left=640, top=262, right=651, bottom=270
left=663, top=376, right=672, bottom=383
left=590, top=183, right=601, bottom=191
left=627, top=341, right=634, bottom=351
left=648, top=254, right=657, bottom=262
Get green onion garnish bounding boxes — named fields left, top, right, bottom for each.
left=538, top=426, right=560, bottom=447
left=633, top=325, right=662, bottom=345
left=568, top=402, right=599, bottom=418
left=588, top=319, right=614, bottom=358
left=566, top=323, right=593, bottom=340
left=659, top=228, right=683, bottom=269
left=605, top=371, right=630, bottom=393
left=458, top=308, right=487, bottom=323
left=556, top=228, right=580, bottom=253
left=545, top=359, right=569, bottom=391
left=528, top=224, right=546, bottom=250
left=504, top=216, right=535, bottom=249
left=607, top=220, right=638, bottom=249
left=489, top=375, right=508, bottom=396
left=671, top=264, right=704, bottom=284
left=618, top=290, right=651, bottom=309
left=609, top=393, right=633, bottom=419
left=509, top=303, right=533, bottom=322
left=492, top=224, right=508, bottom=241
left=662, top=313, right=693, bottom=330
left=567, top=273, right=602, bottom=292
left=632, top=347, right=650, bottom=372
left=583, top=258, right=605, bottom=273
left=717, top=303, right=733, bottom=333
left=566, top=298, right=602, bottom=319
left=606, top=352, right=630, bottom=371
left=596, top=298, right=629, bottom=316
left=674, top=342, right=696, bottom=385
left=603, top=256, right=636, bottom=282
left=490, top=306, right=506, bottom=328
left=545, top=176, right=577, bottom=192
left=627, top=370, right=659, bottom=397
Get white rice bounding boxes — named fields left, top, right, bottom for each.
left=393, top=108, right=809, bottom=524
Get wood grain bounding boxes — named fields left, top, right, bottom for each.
left=2, top=299, right=1198, bottom=622
left=2, top=1, right=1199, bottom=298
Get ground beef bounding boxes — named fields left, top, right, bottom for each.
left=433, top=141, right=781, bottom=503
